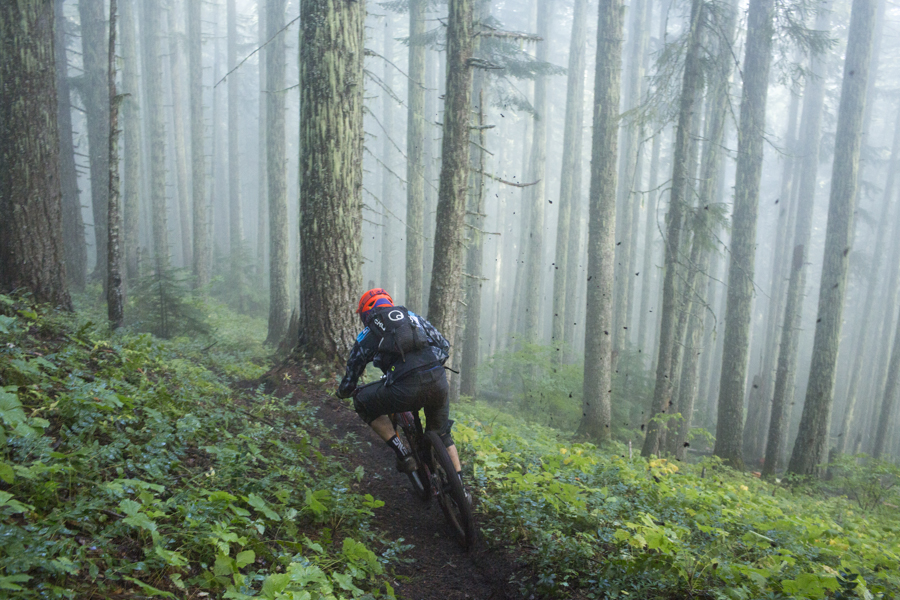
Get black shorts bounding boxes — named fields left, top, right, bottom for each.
left=353, top=366, right=453, bottom=443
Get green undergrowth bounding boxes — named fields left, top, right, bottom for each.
left=453, top=402, right=900, bottom=600
left=0, top=295, right=399, bottom=600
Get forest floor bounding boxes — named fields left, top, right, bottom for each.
left=266, top=360, right=527, bottom=600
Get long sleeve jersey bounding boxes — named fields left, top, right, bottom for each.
left=338, top=310, right=449, bottom=398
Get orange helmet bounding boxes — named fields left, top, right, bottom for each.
left=357, top=288, right=393, bottom=325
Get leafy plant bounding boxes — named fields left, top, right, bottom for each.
left=0, top=294, right=399, bottom=600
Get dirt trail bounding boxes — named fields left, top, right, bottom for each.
left=269, top=365, right=525, bottom=600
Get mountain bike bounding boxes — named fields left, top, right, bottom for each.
left=391, top=409, right=476, bottom=551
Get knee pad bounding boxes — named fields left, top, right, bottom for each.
left=440, top=420, right=455, bottom=448
left=353, top=395, right=376, bottom=424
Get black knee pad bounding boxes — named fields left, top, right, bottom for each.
left=353, top=395, right=376, bottom=424
left=440, top=419, right=455, bottom=448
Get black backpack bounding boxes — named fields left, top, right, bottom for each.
left=367, top=306, right=428, bottom=361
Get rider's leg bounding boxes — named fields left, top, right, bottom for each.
left=353, top=387, right=414, bottom=472
left=369, top=414, right=395, bottom=441
left=445, top=443, right=462, bottom=473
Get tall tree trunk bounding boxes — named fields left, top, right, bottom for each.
left=522, top=0, right=551, bottom=342
left=641, top=0, right=703, bottom=457
left=713, top=0, right=777, bottom=469
left=54, top=0, right=87, bottom=291
left=507, top=118, right=532, bottom=347
left=788, top=0, right=877, bottom=476
left=460, top=87, right=487, bottom=398
left=380, top=16, right=396, bottom=292
left=188, top=0, right=209, bottom=287
left=613, top=0, right=646, bottom=356
left=257, top=0, right=268, bottom=278
left=761, top=5, right=832, bottom=477
left=405, top=0, right=427, bottom=314
left=142, top=0, right=170, bottom=264
left=637, top=0, right=670, bottom=356
left=107, top=0, right=124, bottom=329
left=422, top=48, right=441, bottom=310
left=266, top=0, right=289, bottom=345
left=637, top=125, right=663, bottom=354
left=577, top=0, right=624, bottom=442
left=167, top=0, right=191, bottom=268
left=743, top=88, right=801, bottom=465
left=120, top=0, right=141, bottom=283
left=297, top=0, right=365, bottom=360
left=552, top=0, right=588, bottom=358
left=0, top=0, right=72, bottom=308
left=228, top=0, right=244, bottom=298
left=873, top=306, right=900, bottom=459
left=427, top=0, right=474, bottom=353
left=861, top=99, right=900, bottom=454
left=836, top=94, right=900, bottom=453
left=79, top=0, right=110, bottom=286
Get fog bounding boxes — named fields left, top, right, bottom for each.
left=20, top=0, right=900, bottom=471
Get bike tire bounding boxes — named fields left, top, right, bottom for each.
left=395, top=414, right=431, bottom=501
left=425, top=430, right=476, bottom=551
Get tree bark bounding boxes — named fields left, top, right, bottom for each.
left=0, top=0, right=72, bottom=308
left=107, top=0, right=124, bottom=329
left=743, top=88, right=800, bottom=466
left=54, top=0, right=87, bottom=291
left=227, top=0, right=244, bottom=296
left=788, top=0, right=877, bottom=476
left=612, top=0, right=646, bottom=356
left=577, top=0, right=624, bottom=442
left=297, top=0, right=366, bottom=361
left=266, top=0, right=289, bottom=345
left=380, top=16, right=397, bottom=293
left=641, top=0, right=703, bottom=457
left=522, top=0, right=551, bottom=343
left=427, top=0, right=474, bottom=351
left=761, top=5, right=832, bottom=478
left=79, top=0, right=110, bottom=286
left=142, top=0, right=170, bottom=264
left=167, top=0, right=191, bottom=269
left=188, top=0, right=209, bottom=287
left=873, top=305, right=900, bottom=458
left=405, top=0, right=427, bottom=314
left=120, top=0, right=141, bottom=283
left=460, top=87, right=487, bottom=398
left=257, top=0, right=268, bottom=278
left=836, top=90, right=900, bottom=454
left=713, top=0, right=777, bottom=469
left=552, top=0, right=588, bottom=359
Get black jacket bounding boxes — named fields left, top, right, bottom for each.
left=338, top=309, right=449, bottom=398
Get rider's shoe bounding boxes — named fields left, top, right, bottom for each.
left=395, top=454, right=416, bottom=473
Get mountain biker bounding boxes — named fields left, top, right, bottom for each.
left=336, top=288, right=463, bottom=479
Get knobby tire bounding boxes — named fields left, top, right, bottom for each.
left=425, top=430, right=476, bottom=551
left=395, top=413, right=431, bottom=501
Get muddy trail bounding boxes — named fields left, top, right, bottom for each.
left=267, top=363, right=527, bottom=600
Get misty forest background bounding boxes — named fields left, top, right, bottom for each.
left=3, top=0, right=900, bottom=480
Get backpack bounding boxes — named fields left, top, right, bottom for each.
left=367, top=306, right=428, bottom=362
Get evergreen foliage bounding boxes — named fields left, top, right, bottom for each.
left=131, top=267, right=210, bottom=339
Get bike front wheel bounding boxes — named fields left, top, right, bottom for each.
left=425, top=430, right=475, bottom=551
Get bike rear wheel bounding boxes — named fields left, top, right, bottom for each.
left=425, top=430, right=475, bottom=550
